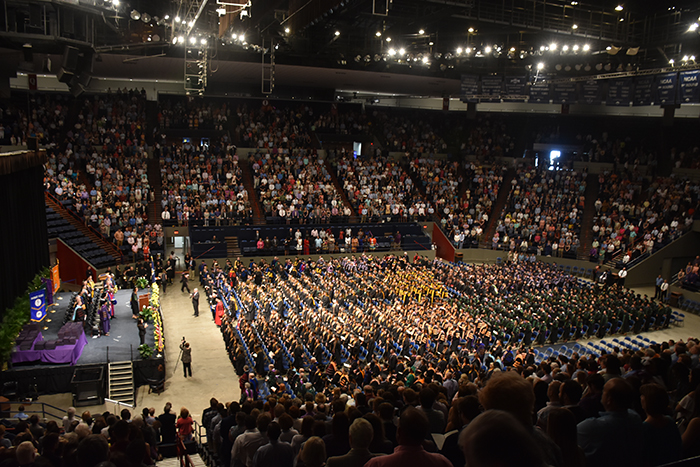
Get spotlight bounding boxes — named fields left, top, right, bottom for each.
left=468, top=27, right=474, bottom=33
left=239, top=34, right=245, bottom=42
left=509, top=47, right=515, bottom=52
left=388, top=48, right=396, bottom=56
left=604, top=63, right=611, bottom=70
left=565, top=65, right=572, bottom=71
left=575, top=64, right=582, bottom=70
left=189, top=36, right=196, bottom=44
left=175, top=16, right=180, bottom=22
left=386, top=37, right=391, bottom=42
left=456, top=47, right=463, bottom=54
left=177, top=36, right=184, bottom=43
left=572, top=24, right=578, bottom=29
left=595, top=63, right=603, bottom=70
left=201, top=38, right=207, bottom=45
left=335, top=30, right=340, bottom=36
left=537, top=62, right=544, bottom=70
left=616, top=64, right=623, bottom=71
left=188, top=21, right=194, bottom=27
left=172, top=37, right=178, bottom=44
left=399, top=48, right=405, bottom=55
left=113, top=0, right=119, bottom=5
left=429, top=41, right=434, bottom=46
left=562, top=45, right=569, bottom=52
left=583, top=44, right=590, bottom=51
left=689, top=23, right=699, bottom=32
left=466, top=47, right=472, bottom=54
left=683, top=55, right=689, bottom=61
left=232, top=33, right=238, bottom=39
left=691, top=55, right=696, bottom=61
left=484, top=46, right=492, bottom=53
left=374, top=54, right=381, bottom=61
left=550, top=43, right=557, bottom=51
left=555, top=64, right=562, bottom=70
left=419, top=29, right=425, bottom=34
left=669, top=59, right=675, bottom=65
left=584, top=64, right=591, bottom=71
left=376, top=31, right=382, bottom=37
left=573, top=45, right=580, bottom=51
left=130, top=10, right=141, bottom=21
left=422, top=56, right=429, bottom=63
left=540, top=45, right=546, bottom=51
left=141, top=13, right=151, bottom=23
left=615, top=5, right=623, bottom=11
left=164, top=15, right=169, bottom=20
left=364, top=55, right=371, bottom=62
left=285, top=27, right=290, bottom=33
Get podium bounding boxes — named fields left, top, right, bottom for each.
left=138, top=293, right=151, bottom=313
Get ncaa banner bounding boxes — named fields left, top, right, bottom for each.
left=655, top=72, right=678, bottom=105
left=460, top=75, right=479, bottom=102
left=633, top=76, right=654, bottom=106
left=30, top=289, right=47, bottom=322
left=679, top=71, right=700, bottom=103
left=504, top=76, right=527, bottom=102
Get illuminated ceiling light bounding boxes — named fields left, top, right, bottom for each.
left=619, top=18, right=624, bottom=22
left=691, top=55, right=696, bottom=61
left=484, top=46, right=492, bottom=53
left=540, top=45, right=546, bottom=51
left=177, top=36, right=184, bottom=43
left=573, top=44, right=580, bottom=51
left=669, top=58, right=675, bottom=64
left=141, top=13, right=151, bottom=23
left=572, top=24, right=578, bottom=29
left=456, top=47, right=463, bottom=54
left=399, top=48, right=405, bottom=55
left=285, top=27, right=290, bottom=33
left=201, top=38, right=207, bottom=45
left=130, top=10, right=141, bottom=20
left=189, top=36, right=196, bottom=44
left=216, top=7, right=226, bottom=16
left=232, top=33, right=238, bottom=39
left=571, top=1, right=578, bottom=4
left=172, top=37, right=178, bottom=44
left=239, top=34, right=245, bottom=42
left=422, top=56, right=429, bottom=63
left=419, top=29, right=425, bottom=34
left=175, top=16, right=180, bottom=22
left=388, top=48, right=396, bottom=56
left=188, top=20, right=194, bottom=27
left=429, top=41, right=434, bottom=46
left=550, top=43, right=557, bottom=50
left=562, top=45, right=569, bottom=51
left=583, top=44, right=590, bottom=51
left=466, top=47, right=472, bottom=53
left=683, top=55, right=689, bottom=61
left=386, top=37, right=392, bottom=42
left=335, top=30, right=340, bottom=36
left=468, top=27, right=474, bottom=33
left=375, top=31, right=381, bottom=37
left=509, top=47, right=516, bottom=52
left=164, top=15, right=169, bottom=20
left=689, top=23, right=699, bottom=32
left=537, top=62, right=544, bottom=70
left=615, top=5, right=623, bottom=11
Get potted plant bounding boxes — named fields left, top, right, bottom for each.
left=138, top=344, right=153, bottom=359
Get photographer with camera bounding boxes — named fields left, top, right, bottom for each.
left=180, top=338, right=192, bottom=378
left=190, top=288, right=200, bottom=317
left=181, top=270, right=191, bottom=293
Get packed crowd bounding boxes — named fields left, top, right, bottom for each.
left=312, top=108, right=372, bottom=135
left=444, top=163, right=505, bottom=249
left=492, top=167, right=586, bottom=258
left=459, top=115, right=515, bottom=160
left=158, top=140, right=253, bottom=226
left=251, top=151, right=349, bottom=223
left=373, top=110, right=449, bottom=155
left=677, top=257, right=700, bottom=292
left=173, top=254, right=697, bottom=467
left=234, top=103, right=315, bottom=150
left=158, top=97, right=231, bottom=131
left=336, top=154, right=430, bottom=222
left=591, top=174, right=699, bottom=265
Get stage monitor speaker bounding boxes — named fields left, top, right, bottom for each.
left=71, top=366, right=105, bottom=407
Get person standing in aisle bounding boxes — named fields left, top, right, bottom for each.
left=190, top=288, right=200, bottom=317
left=180, top=339, right=192, bottom=378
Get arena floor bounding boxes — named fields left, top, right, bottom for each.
left=36, top=281, right=700, bottom=424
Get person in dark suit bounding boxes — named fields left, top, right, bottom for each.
left=130, top=287, right=140, bottom=320
left=326, top=418, right=380, bottom=467
left=137, top=317, right=147, bottom=345
left=180, top=340, right=192, bottom=377
left=190, top=288, right=200, bottom=317
left=157, top=402, right=177, bottom=444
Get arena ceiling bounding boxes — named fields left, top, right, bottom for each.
left=0, top=0, right=699, bottom=94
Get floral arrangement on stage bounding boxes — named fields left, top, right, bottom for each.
left=150, top=282, right=165, bottom=354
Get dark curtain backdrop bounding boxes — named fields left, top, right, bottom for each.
left=0, top=164, right=49, bottom=318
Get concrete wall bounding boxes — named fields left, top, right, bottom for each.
left=624, top=232, right=700, bottom=288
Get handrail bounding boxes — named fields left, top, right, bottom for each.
left=1, top=402, right=66, bottom=422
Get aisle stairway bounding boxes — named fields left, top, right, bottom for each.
left=324, top=158, right=356, bottom=217
left=45, top=194, right=122, bottom=266
left=226, top=236, right=241, bottom=257
left=108, top=361, right=134, bottom=406
left=241, top=160, right=264, bottom=223
left=157, top=454, right=205, bottom=467
left=481, top=168, right=515, bottom=248
left=577, top=173, right=599, bottom=259
left=148, top=155, right=163, bottom=225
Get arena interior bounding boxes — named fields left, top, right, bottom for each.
left=1, top=0, right=700, bottom=466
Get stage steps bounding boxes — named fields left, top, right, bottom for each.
left=157, top=454, right=205, bottom=467
left=108, top=361, right=134, bottom=406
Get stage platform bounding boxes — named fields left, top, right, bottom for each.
left=1, top=289, right=165, bottom=397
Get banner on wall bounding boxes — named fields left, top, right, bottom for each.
left=552, top=82, right=578, bottom=104
left=529, top=82, right=550, bottom=103
left=481, top=76, right=503, bottom=102
left=655, top=72, right=679, bottom=105
left=607, top=78, right=633, bottom=106
left=581, top=80, right=602, bottom=105
left=30, top=289, right=47, bottom=322
left=504, top=76, right=528, bottom=101
left=460, top=75, right=479, bottom=102
left=52, top=262, right=60, bottom=294
left=633, top=76, right=654, bottom=106
left=679, top=70, right=700, bottom=103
